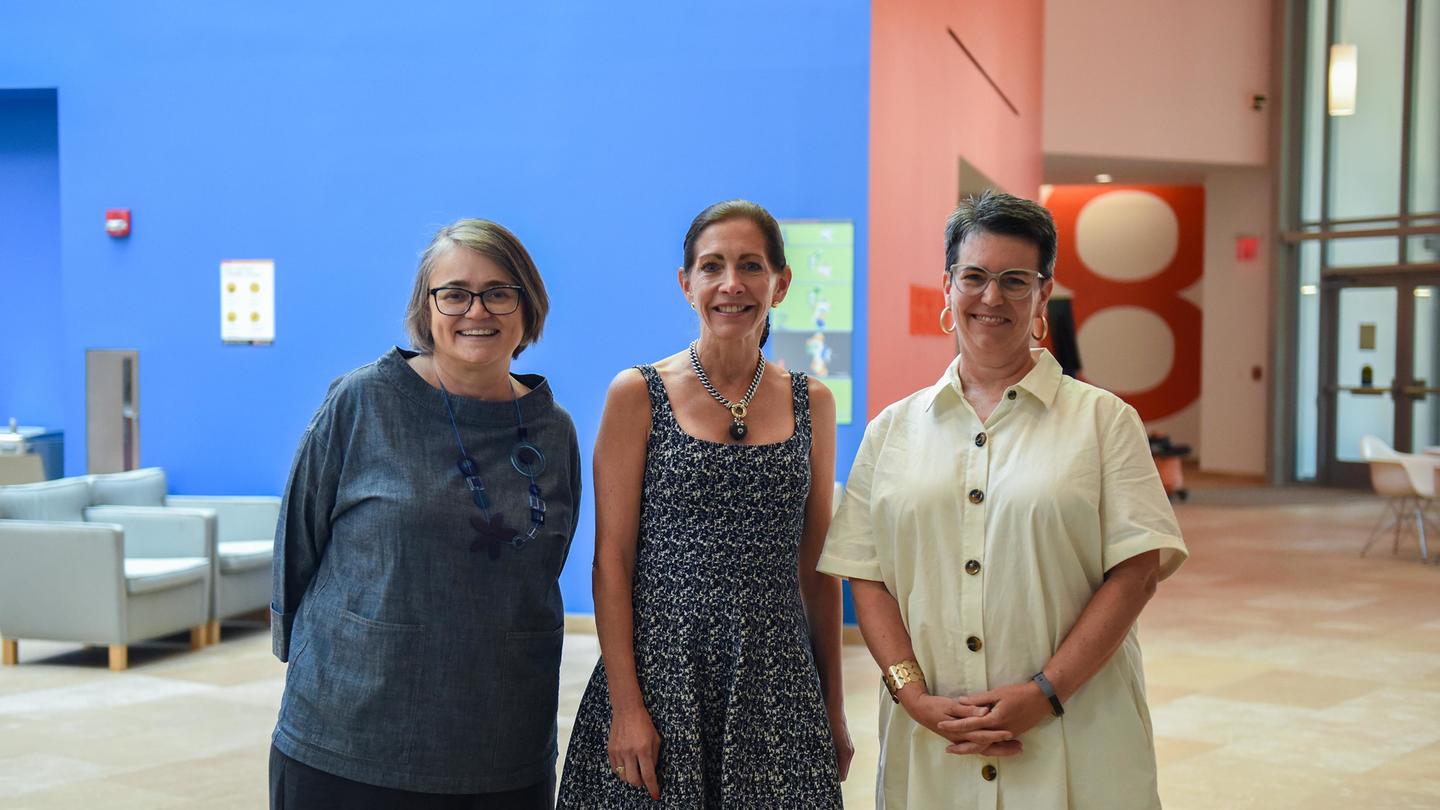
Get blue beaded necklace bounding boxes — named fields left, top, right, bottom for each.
left=437, top=375, right=547, bottom=559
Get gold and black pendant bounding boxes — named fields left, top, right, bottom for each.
left=689, top=341, right=765, bottom=443
left=728, top=402, right=749, bottom=440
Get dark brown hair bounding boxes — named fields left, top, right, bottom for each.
left=681, top=200, right=787, bottom=347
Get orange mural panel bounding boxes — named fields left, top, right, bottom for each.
left=1045, top=185, right=1204, bottom=422
left=909, top=284, right=947, bottom=337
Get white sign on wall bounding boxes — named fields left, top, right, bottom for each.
left=220, top=259, right=275, bottom=344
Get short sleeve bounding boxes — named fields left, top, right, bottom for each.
left=1099, top=403, right=1188, bottom=580
left=817, top=410, right=889, bottom=582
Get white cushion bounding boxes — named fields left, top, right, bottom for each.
left=125, top=557, right=208, bottom=595
left=218, top=539, right=273, bottom=573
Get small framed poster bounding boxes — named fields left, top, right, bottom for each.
left=220, top=259, right=275, bottom=344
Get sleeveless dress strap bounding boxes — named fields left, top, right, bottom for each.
left=635, top=365, right=673, bottom=427
left=789, top=371, right=812, bottom=438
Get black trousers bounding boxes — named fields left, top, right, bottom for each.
left=269, top=745, right=555, bottom=810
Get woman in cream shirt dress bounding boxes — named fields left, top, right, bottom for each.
left=819, top=190, right=1187, bottom=809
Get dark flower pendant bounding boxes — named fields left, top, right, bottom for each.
left=469, top=512, right=514, bottom=560
left=729, top=420, right=747, bottom=441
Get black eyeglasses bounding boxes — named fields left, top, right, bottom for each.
left=429, top=285, right=524, bottom=316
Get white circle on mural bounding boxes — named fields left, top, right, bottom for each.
left=1077, top=306, right=1173, bottom=393
left=1075, top=191, right=1178, bottom=281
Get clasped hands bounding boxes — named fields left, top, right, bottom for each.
left=902, top=679, right=1053, bottom=756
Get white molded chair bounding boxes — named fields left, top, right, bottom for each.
left=1359, top=435, right=1438, bottom=561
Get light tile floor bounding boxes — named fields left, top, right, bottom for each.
left=3, top=480, right=1438, bottom=808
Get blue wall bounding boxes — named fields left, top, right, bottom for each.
left=0, top=3, right=869, bottom=613
left=0, top=89, right=62, bottom=436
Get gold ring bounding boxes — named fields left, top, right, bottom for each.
left=612, top=764, right=626, bottom=776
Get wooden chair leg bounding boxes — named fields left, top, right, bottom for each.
left=108, top=644, right=128, bottom=671
left=207, top=620, right=221, bottom=646
left=189, top=626, right=207, bottom=651
left=2, top=639, right=17, bottom=666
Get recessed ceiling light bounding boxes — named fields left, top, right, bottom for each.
left=1095, top=173, right=1113, bottom=184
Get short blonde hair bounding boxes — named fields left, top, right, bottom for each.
left=404, top=219, right=549, bottom=358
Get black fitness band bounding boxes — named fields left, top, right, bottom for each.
left=1031, top=671, right=1065, bottom=717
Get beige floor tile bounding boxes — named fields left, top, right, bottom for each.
left=1150, top=695, right=1325, bottom=746
left=1294, top=781, right=1440, bottom=810
left=8, top=778, right=186, bottom=810
left=1152, top=736, right=1220, bottom=767
left=1142, top=654, right=1274, bottom=692
left=1352, top=740, right=1440, bottom=798
left=107, top=745, right=270, bottom=806
left=1206, top=669, right=1382, bottom=709
left=1143, top=682, right=1197, bottom=707
left=0, top=754, right=110, bottom=800
left=1158, top=749, right=1346, bottom=810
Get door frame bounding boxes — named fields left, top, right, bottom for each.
left=1318, top=270, right=1440, bottom=486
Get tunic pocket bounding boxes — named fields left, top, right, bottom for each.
left=490, top=623, right=565, bottom=772
left=286, top=607, right=426, bottom=763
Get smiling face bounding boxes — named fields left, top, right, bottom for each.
left=426, top=246, right=527, bottom=374
left=679, top=217, right=792, bottom=344
left=944, top=229, right=1053, bottom=363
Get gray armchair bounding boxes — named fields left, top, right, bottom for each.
left=89, top=468, right=279, bottom=644
left=0, top=477, right=211, bottom=670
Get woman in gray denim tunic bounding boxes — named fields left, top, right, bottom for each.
left=270, top=220, right=580, bottom=810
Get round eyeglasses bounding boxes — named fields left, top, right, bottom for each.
left=948, top=265, right=1044, bottom=300
left=429, top=285, right=524, bottom=317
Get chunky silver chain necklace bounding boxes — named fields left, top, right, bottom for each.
left=688, top=340, right=765, bottom=441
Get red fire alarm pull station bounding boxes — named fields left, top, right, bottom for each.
left=1235, top=235, right=1259, bottom=261
left=105, top=209, right=131, bottom=238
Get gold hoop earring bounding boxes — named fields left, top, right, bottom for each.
left=939, top=305, right=956, bottom=334
left=1031, top=315, right=1049, bottom=342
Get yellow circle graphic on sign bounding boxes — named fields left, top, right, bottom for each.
left=227, top=283, right=236, bottom=293
left=226, top=312, right=237, bottom=322
left=250, top=312, right=261, bottom=322
left=250, top=282, right=261, bottom=293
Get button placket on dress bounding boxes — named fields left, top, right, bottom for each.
left=959, top=403, right=998, bottom=807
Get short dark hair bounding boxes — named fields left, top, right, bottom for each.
left=405, top=219, right=549, bottom=358
left=680, top=199, right=788, bottom=348
left=944, top=189, right=1057, bottom=279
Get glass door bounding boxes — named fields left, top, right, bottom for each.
left=1410, top=284, right=1440, bottom=452
left=1321, top=275, right=1440, bottom=485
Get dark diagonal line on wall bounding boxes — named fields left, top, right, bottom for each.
left=946, top=27, right=1020, bottom=117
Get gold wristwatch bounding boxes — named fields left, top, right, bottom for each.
left=882, top=658, right=926, bottom=703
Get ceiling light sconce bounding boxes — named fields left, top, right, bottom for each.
left=1328, top=44, right=1357, bottom=116
left=1094, top=173, right=1114, bottom=184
